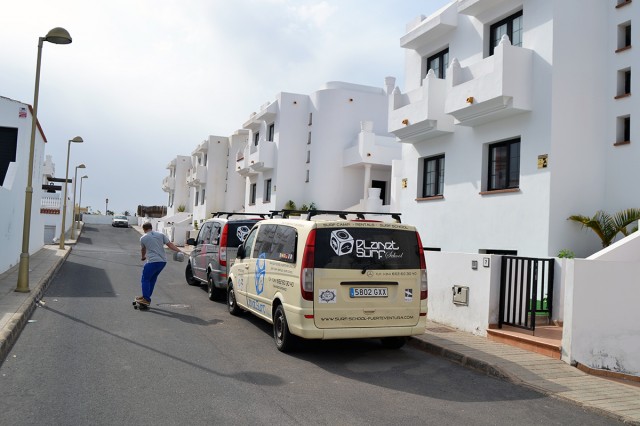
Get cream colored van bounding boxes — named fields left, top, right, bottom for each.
left=227, top=210, right=428, bottom=352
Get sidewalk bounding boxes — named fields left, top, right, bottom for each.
left=0, top=223, right=81, bottom=364
left=410, top=322, right=640, bottom=424
left=1, top=226, right=639, bottom=424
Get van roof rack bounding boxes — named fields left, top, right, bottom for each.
left=270, top=209, right=402, bottom=223
left=211, top=211, right=270, bottom=219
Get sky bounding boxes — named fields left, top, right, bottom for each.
left=2, top=0, right=449, bottom=215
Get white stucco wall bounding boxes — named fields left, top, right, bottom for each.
left=425, top=251, right=501, bottom=335
left=392, top=0, right=634, bottom=259
left=562, top=259, right=640, bottom=376
left=0, top=97, right=46, bottom=274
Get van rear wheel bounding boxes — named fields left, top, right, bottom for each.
left=380, top=337, right=407, bottom=349
left=274, top=305, right=296, bottom=352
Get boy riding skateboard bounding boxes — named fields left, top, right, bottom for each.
left=137, top=222, right=183, bottom=307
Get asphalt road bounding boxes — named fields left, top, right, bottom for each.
left=0, top=225, right=622, bottom=425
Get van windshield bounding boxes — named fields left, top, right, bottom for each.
left=314, top=227, right=421, bottom=270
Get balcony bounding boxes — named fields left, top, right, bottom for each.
left=458, top=0, right=506, bottom=21
left=235, top=146, right=257, bottom=177
left=243, top=101, right=277, bottom=129
left=162, top=176, right=175, bottom=192
left=344, top=121, right=401, bottom=168
left=186, top=165, right=207, bottom=187
left=389, top=71, right=454, bottom=143
left=249, top=141, right=276, bottom=172
left=444, top=36, right=532, bottom=127
left=40, top=196, right=61, bottom=215
left=400, top=1, right=457, bottom=50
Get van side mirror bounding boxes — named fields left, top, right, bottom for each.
left=187, top=238, right=197, bottom=246
left=237, top=244, right=246, bottom=259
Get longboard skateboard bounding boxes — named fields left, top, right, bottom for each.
left=132, top=298, right=150, bottom=311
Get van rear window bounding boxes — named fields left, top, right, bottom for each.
left=314, top=228, right=421, bottom=270
left=227, top=222, right=257, bottom=247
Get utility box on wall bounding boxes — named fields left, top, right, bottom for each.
left=452, top=285, right=469, bottom=306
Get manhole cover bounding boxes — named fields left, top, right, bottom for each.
left=427, top=327, right=454, bottom=333
left=156, top=303, right=191, bottom=309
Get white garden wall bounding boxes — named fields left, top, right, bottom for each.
left=425, top=251, right=501, bottom=336
left=562, top=259, right=640, bottom=377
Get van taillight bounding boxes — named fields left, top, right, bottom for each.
left=219, top=224, right=228, bottom=267
left=300, top=229, right=316, bottom=301
left=416, top=232, right=428, bottom=300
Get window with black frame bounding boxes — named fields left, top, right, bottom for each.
left=425, top=48, right=449, bottom=80
left=264, top=179, right=272, bottom=202
left=488, top=138, right=520, bottom=191
left=268, top=123, right=275, bottom=141
left=422, top=155, right=445, bottom=197
left=489, top=10, right=523, bottom=55
left=249, top=183, right=257, bottom=205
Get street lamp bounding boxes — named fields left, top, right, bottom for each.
left=58, top=141, right=83, bottom=249
left=16, top=27, right=73, bottom=293
left=70, top=164, right=86, bottom=239
left=77, top=175, right=88, bottom=229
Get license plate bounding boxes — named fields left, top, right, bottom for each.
left=350, top=287, right=388, bottom=298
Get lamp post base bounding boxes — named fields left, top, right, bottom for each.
left=15, top=253, right=31, bottom=293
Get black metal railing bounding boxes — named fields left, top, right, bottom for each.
left=499, top=256, right=555, bottom=331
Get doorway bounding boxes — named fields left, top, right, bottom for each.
left=371, top=180, right=387, bottom=205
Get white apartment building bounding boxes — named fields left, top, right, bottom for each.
left=0, top=96, right=47, bottom=273
left=188, top=134, right=246, bottom=224
left=388, top=0, right=638, bottom=258
left=163, top=155, right=191, bottom=217
left=238, top=82, right=400, bottom=214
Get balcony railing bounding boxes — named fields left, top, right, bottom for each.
left=41, top=196, right=61, bottom=214
left=249, top=141, right=276, bottom=172
left=162, top=176, right=175, bottom=192
left=186, top=165, right=207, bottom=187
left=235, top=146, right=257, bottom=176
left=389, top=71, right=454, bottom=143
left=444, top=36, right=532, bottom=127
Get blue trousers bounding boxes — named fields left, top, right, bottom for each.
left=141, top=262, right=166, bottom=301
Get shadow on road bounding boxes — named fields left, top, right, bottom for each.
left=42, top=305, right=286, bottom=387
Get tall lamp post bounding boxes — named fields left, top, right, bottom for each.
left=70, top=164, right=86, bottom=239
left=16, top=27, right=73, bottom=293
left=77, top=175, right=88, bottom=229
left=58, top=142, right=83, bottom=249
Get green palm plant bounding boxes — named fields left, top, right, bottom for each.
left=567, top=208, right=640, bottom=247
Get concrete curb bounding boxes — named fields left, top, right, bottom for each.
left=0, top=247, right=71, bottom=365
left=408, top=337, right=513, bottom=381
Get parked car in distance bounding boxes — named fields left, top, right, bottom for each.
left=112, top=215, right=129, bottom=228
left=185, top=212, right=269, bottom=301
left=227, top=210, right=428, bottom=352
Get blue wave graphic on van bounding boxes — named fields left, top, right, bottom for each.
left=255, top=253, right=266, bottom=295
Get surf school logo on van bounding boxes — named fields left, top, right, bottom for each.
left=237, top=226, right=251, bottom=242
left=330, top=229, right=403, bottom=260
left=330, top=229, right=354, bottom=255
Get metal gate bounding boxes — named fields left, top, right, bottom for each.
left=499, top=256, right=554, bottom=331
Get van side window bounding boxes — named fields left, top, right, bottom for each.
left=270, top=225, right=297, bottom=263
left=197, top=223, right=212, bottom=245
left=243, top=227, right=259, bottom=257
left=211, top=223, right=221, bottom=244
left=253, top=224, right=277, bottom=258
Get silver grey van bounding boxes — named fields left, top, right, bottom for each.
left=185, top=212, right=266, bottom=300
